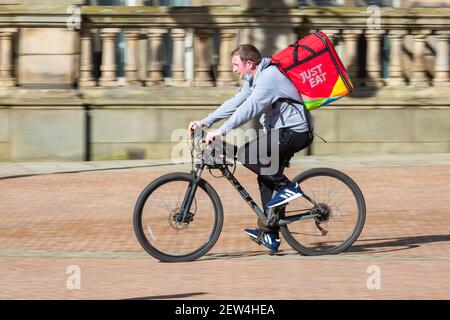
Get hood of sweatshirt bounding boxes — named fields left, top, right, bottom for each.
left=253, top=57, right=272, bottom=83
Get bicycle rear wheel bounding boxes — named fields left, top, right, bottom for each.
left=280, top=167, right=366, bottom=255
left=133, top=172, right=223, bottom=262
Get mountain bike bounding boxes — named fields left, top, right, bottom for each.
left=133, top=128, right=366, bottom=262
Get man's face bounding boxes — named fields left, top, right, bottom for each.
left=232, top=55, right=255, bottom=80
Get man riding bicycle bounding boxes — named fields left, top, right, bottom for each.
left=188, top=44, right=313, bottom=253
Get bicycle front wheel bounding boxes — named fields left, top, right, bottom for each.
left=280, top=167, right=366, bottom=256
left=133, top=172, right=223, bottom=262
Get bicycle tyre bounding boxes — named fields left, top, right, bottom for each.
left=133, top=172, right=223, bottom=262
left=280, top=167, right=366, bottom=256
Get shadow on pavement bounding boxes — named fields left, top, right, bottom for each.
left=346, top=234, right=450, bottom=254
left=125, top=292, right=208, bottom=300
left=200, top=234, right=450, bottom=260
left=0, top=162, right=183, bottom=180
left=200, top=250, right=298, bottom=261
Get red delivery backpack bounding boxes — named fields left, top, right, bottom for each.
left=271, top=31, right=353, bottom=110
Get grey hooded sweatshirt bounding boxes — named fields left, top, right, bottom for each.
left=202, top=58, right=311, bottom=135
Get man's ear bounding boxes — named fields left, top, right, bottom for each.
left=246, top=60, right=254, bottom=69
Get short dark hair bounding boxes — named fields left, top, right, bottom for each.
left=231, top=44, right=262, bottom=65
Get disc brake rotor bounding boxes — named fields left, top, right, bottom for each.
left=168, top=208, right=194, bottom=230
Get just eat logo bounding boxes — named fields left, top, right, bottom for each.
left=300, top=64, right=327, bottom=88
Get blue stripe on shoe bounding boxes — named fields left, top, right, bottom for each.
left=267, top=192, right=303, bottom=208
left=261, top=233, right=281, bottom=252
left=244, top=228, right=261, bottom=239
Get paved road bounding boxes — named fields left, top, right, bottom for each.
left=0, top=154, right=449, bottom=299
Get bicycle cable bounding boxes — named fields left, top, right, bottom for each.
left=207, top=156, right=237, bottom=178
left=188, top=129, right=237, bottom=178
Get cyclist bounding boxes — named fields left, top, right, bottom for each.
left=188, top=44, right=313, bottom=253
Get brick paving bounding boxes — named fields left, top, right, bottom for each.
left=0, top=155, right=449, bottom=299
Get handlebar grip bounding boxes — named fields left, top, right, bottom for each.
left=191, top=123, right=206, bottom=140
left=190, top=122, right=200, bottom=138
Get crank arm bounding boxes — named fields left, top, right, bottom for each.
left=278, top=213, right=320, bottom=226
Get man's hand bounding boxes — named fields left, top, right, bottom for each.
left=188, top=120, right=204, bottom=137
left=205, top=128, right=224, bottom=144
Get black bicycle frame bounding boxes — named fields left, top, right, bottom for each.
left=218, top=165, right=268, bottom=222
left=179, top=162, right=321, bottom=225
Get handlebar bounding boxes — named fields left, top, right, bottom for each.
left=189, top=125, right=236, bottom=168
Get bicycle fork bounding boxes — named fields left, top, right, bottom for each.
left=178, top=163, right=204, bottom=222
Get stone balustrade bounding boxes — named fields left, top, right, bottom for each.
left=79, top=6, right=449, bottom=88
left=0, top=6, right=448, bottom=88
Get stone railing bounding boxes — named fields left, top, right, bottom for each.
left=80, top=6, right=450, bottom=88
left=0, top=6, right=449, bottom=89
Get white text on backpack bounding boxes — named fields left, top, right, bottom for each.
left=300, top=64, right=327, bottom=88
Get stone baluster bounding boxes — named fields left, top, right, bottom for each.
left=124, top=30, right=140, bottom=86
left=99, top=28, right=120, bottom=87
left=79, top=29, right=96, bottom=87
left=171, top=28, right=187, bottom=86
left=0, top=28, right=17, bottom=87
left=216, top=29, right=237, bottom=87
left=387, top=30, right=407, bottom=86
left=194, top=29, right=214, bottom=87
left=342, top=30, right=362, bottom=86
left=146, top=28, right=166, bottom=86
left=327, top=29, right=345, bottom=61
left=433, top=31, right=449, bottom=86
left=410, top=30, right=432, bottom=87
left=365, top=29, right=384, bottom=88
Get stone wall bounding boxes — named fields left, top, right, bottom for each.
left=18, top=28, right=79, bottom=87
left=0, top=90, right=85, bottom=161
left=0, top=87, right=448, bottom=161
left=84, top=88, right=450, bottom=160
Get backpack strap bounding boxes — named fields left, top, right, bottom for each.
left=277, top=98, right=314, bottom=138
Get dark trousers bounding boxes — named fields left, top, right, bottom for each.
left=236, top=128, right=313, bottom=234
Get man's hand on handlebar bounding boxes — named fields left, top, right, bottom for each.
left=188, top=120, right=204, bottom=138
left=205, top=129, right=224, bottom=145
left=188, top=120, right=224, bottom=144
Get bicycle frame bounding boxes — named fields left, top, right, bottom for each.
left=179, top=161, right=322, bottom=227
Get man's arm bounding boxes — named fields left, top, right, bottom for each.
left=201, top=82, right=252, bottom=128
left=218, top=82, right=278, bottom=135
